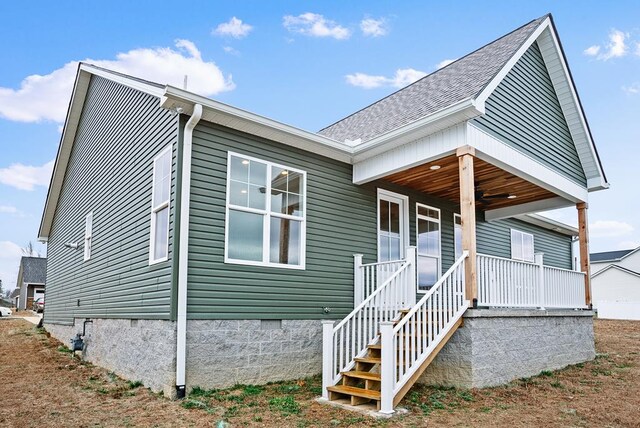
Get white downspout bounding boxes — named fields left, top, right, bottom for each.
left=176, top=104, right=202, bottom=398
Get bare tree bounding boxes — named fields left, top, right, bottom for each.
left=22, top=241, right=41, bottom=257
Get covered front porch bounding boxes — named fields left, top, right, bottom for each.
left=355, top=134, right=593, bottom=311
left=321, top=139, right=596, bottom=412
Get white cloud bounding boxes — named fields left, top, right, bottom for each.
left=0, top=160, right=54, bottom=191
left=0, top=205, right=18, bottom=215
left=0, top=241, right=24, bottom=290
left=345, top=73, right=388, bottom=89
left=617, top=240, right=640, bottom=250
left=345, top=68, right=427, bottom=89
left=283, top=13, right=351, bottom=40
left=585, top=29, right=629, bottom=60
left=213, top=17, right=253, bottom=39
left=223, top=46, right=240, bottom=56
left=0, top=40, right=234, bottom=123
left=622, top=82, right=640, bottom=94
left=636, top=42, right=640, bottom=56
left=583, top=45, right=601, bottom=56
left=436, top=59, right=455, bottom=69
left=360, top=18, right=388, bottom=37
left=590, top=220, right=634, bottom=238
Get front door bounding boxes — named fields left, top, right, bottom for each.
left=377, top=190, right=408, bottom=262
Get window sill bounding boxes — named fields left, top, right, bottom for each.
left=224, top=257, right=306, bottom=270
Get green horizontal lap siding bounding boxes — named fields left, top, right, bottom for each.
left=44, top=76, right=178, bottom=325
left=188, top=122, right=378, bottom=320
left=472, top=42, right=587, bottom=186
left=476, top=214, right=572, bottom=269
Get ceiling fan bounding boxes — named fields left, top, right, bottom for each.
left=474, top=183, right=516, bottom=203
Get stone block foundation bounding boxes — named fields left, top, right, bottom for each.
left=46, top=311, right=594, bottom=396
left=419, top=309, right=596, bottom=388
left=185, top=319, right=323, bottom=389
left=45, top=318, right=323, bottom=394
left=45, top=319, right=177, bottom=395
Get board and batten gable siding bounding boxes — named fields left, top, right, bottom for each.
left=188, top=121, right=378, bottom=320
left=44, top=76, right=178, bottom=325
left=472, top=41, right=587, bottom=186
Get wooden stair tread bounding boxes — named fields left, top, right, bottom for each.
left=341, top=370, right=381, bottom=381
left=327, top=385, right=381, bottom=400
left=354, top=356, right=381, bottom=364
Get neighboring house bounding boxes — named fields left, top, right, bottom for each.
left=14, top=257, right=47, bottom=311
left=590, top=247, right=640, bottom=320
left=40, top=14, right=606, bottom=412
left=9, top=288, right=20, bottom=307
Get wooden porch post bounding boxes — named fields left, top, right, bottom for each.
left=457, top=146, right=477, bottom=307
left=577, top=202, right=592, bottom=307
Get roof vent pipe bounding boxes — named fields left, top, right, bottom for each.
left=175, top=104, right=202, bottom=399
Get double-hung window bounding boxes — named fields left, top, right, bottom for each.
left=511, top=229, right=534, bottom=262
left=416, top=204, right=441, bottom=290
left=225, top=153, right=306, bottom=268
left=150, top=146, right=171, bottom=264
left=84, top=212, right=93, bottom=261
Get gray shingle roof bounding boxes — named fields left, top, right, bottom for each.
left=318, top=16, right=547, bottom=143
left=590, top=249, right=636, bottom=263
left=19, top=256, right=47, bottom=285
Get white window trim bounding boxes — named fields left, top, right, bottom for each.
left=84, top=211, right=93, bottom=261
left=454, top=213, right=462, bottom=259
left=416, top=203, right=442, bottom=291
left=224, top=151, right=307, bottom=270
left=376, top=189, right=410, bottom=262
left=149, top=145, right=172, bottom=265
left=510, top=228, right=535, bottom=263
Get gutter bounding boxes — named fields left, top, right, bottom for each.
left=175, top=104, right=203, bottom=398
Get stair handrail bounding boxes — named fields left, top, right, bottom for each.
left=379, top=251, right=469, bottom=413
left=322, top=249, right=416, bottom=399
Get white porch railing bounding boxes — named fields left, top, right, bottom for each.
left=380, top=251, right=468, bottom=413
left=353, top=256, right=405, bottom=306
left=543, top=265, right=588, bottom=309
left=322, top=248, right=416, bottom=399
left=477, top=253, right=587, bottom=309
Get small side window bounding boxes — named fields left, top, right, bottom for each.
left=84, top=212, right=93, bottom=261
left=511, top=229, right=534, bottom=262
left=150, top=146, right=172, bottom=264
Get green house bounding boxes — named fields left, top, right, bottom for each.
left=39, top=14, right=607, bottom=412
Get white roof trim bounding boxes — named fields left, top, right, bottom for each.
left=515, top=213, right=578, bottom=236
left=160, top=86, right=353, bottom=163
left=38, top=66, right=91, bottom=240
left=475, top=16, right=607, bottom=192
left=591, top=264, right=640, bottom=280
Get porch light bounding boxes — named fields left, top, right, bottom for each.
left=429, top=165, right=441, bottom=170
left=508, top=195, right=517, bottom=199
left=241, top=160, right=249, bottom=165
left=281, top=170, right=289, bottom=175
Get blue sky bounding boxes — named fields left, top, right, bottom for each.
left=0, top=1, right=639, bottom=289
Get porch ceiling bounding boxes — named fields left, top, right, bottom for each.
left=385, top=155, right=558, bottom=210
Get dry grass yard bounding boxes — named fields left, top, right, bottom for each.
left=0, top=318, right=638, bottom=427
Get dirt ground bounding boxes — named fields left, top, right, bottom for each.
left=0, top=318, right=638, bottom=428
